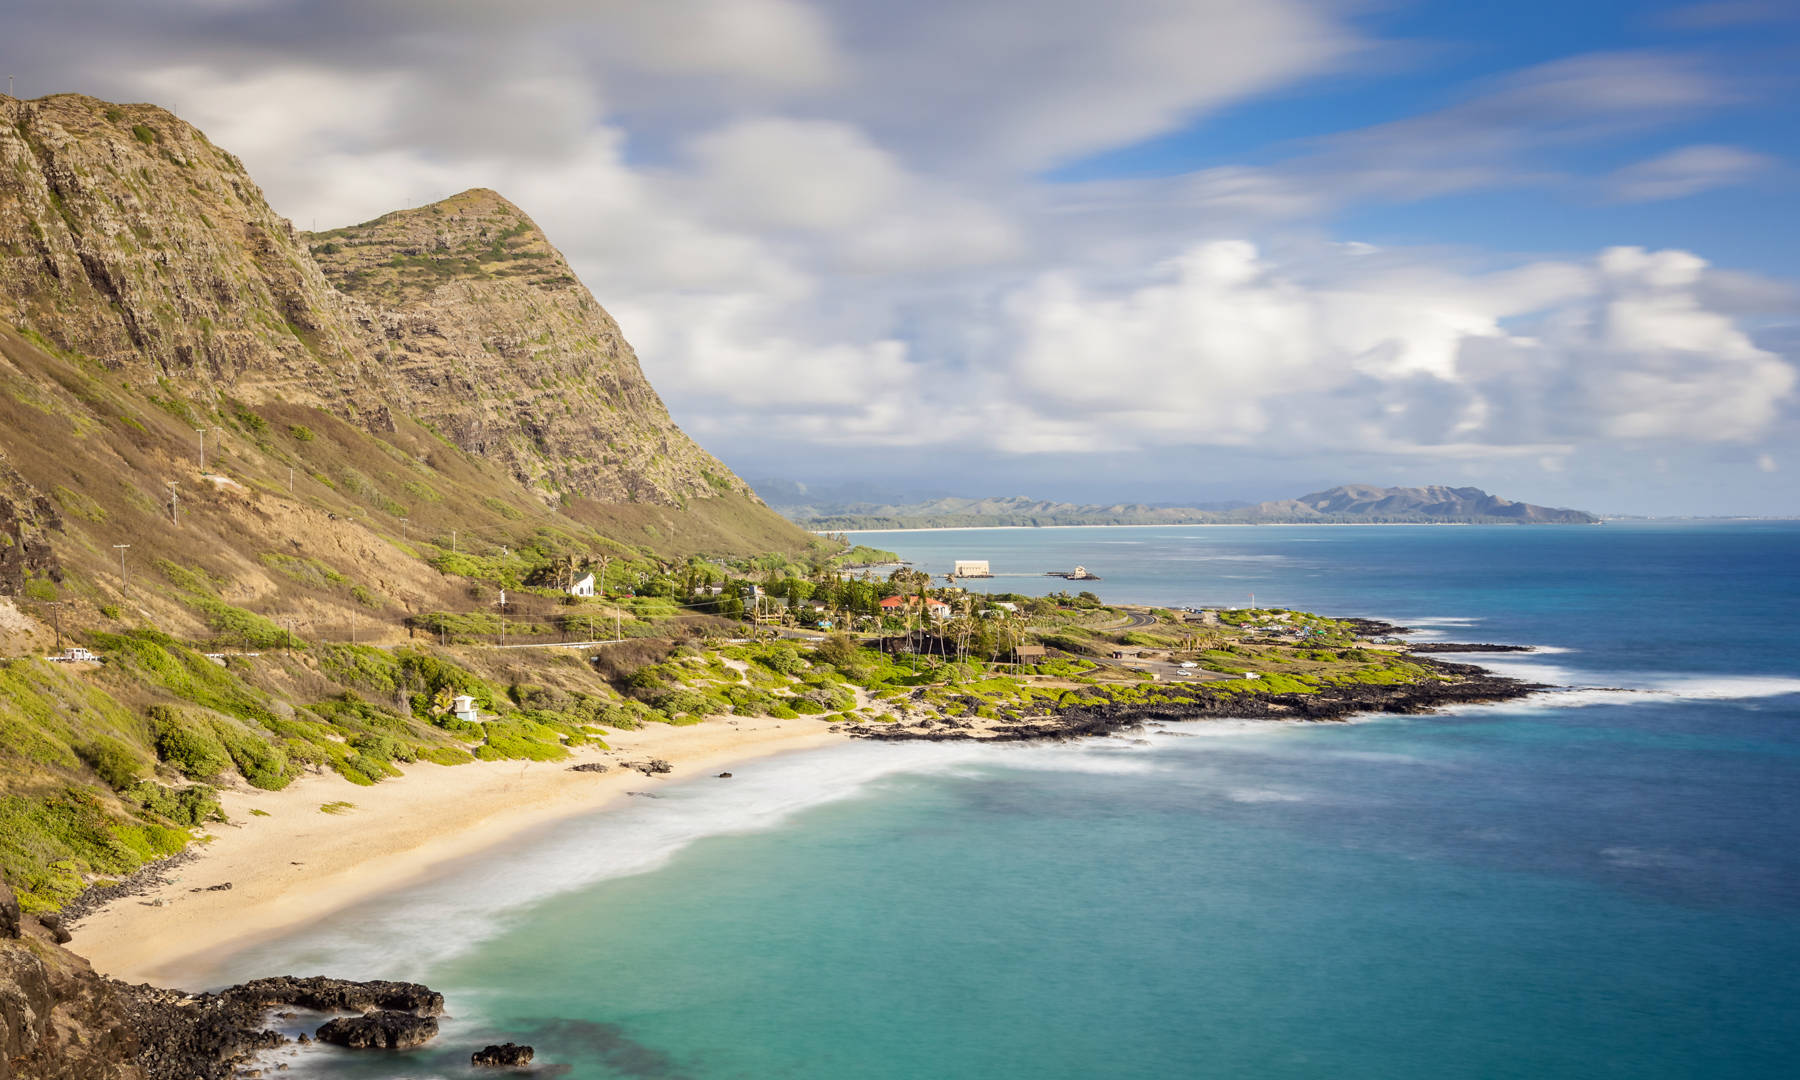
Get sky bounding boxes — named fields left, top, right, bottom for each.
left=8, top=0, right=1800, bottom=515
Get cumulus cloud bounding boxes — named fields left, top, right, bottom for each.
left=989, top=242, right=1795, bottom=455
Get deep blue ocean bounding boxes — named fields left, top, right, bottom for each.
left=205, top=523, right=1800, bottom=1079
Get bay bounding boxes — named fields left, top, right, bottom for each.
left=208, top=522, right=1800, bottom=1079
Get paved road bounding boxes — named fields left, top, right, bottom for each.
left=1118, top=609, right=1158, bottom=630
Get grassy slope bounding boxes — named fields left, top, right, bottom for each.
left=0, top=321, right=824, bottom=912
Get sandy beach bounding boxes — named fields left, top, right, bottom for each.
left=70, top=716, right=846, bottom=987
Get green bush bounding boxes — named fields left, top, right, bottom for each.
left=132, top=782, right=222, bottom=827
left=77, top=736, right=145, bottom=791
left=148, top=705, right=231, bottom=779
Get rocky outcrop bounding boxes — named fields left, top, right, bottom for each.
left=315, top=1011, right=439, bottom=1050
left=222, top=976, right=444, bottom=1017
left=0, top=451, right=61, bottom=598
left=472, top=1042, right=535, bottom=1067
left=0, top=918, right=450, bottom=1080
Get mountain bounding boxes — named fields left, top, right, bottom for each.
left=781, top=486, right=1597, bottom=529
left=0, top=92, right=816, bottom=626
left=1, top=94, right=758, bottom=511
left=1248, top=485, right=1597, bottom=524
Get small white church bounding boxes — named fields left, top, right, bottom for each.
left=568, top=572, right=596, bottom=598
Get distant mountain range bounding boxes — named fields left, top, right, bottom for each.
left=777, top=485, right=1600, bottom=529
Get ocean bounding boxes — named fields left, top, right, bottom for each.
left=204, top=522, right=1800, bottom=1079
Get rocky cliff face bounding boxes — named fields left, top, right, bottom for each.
left=303, top=189, right=752, bottom=504
left=0, top=93, right=754, bottom=509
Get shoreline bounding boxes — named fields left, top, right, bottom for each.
left=822, top=522, right=1567, bottom=535
left=70, top=715, right=846, bottom=988
left=66, top=612, right=1540, bottom=993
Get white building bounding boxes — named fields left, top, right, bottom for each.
left=451, top=694, right=482, bottom=723
left=953, top=560, right=992, bottom=577
left=568, top=572, right=596, bottom=598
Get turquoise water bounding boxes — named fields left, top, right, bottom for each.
left=210, top=523, right=1800, bottom=1079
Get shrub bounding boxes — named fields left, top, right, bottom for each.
left=288, top=424, right=316, bottom=442
left=132, top=782, right=221, bottom=827
left=148, top=705, right=231, bottom=780
left=815, top=633, right=859, bottom=668
left=77, top=736, right=145, bottom=791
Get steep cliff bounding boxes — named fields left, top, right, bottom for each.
left=303, top=189, right=752, bottom=505
left=0, top=93, right=766, bottom=512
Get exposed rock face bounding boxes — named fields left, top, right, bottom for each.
left=0, top=451, right=62, bottom=596
left=304, top=190, right=751, bottom=505
left=315, top=1011, right=439, bottom=1050
left=471, top=1042, right=535, bottom=1067
left=0, top=94, right=757, bottom=510
left=0, top=95, right=368, bottom=403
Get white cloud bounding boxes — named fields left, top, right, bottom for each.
left=989, top=242, right=1795, bottom=454
left=17, top=3, right=1796, bottom=507
left=1608, top=144, right=1771, bottom=202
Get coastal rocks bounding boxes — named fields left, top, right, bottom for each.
left=568, top=762, right=610, bottom=773
left=848, top=657, right=1547, bottom=743
left=716, top=772, right=732, bottom=778
left=38, top=913, right=72, bottom=944
left=223, top=976, right=445, bottom=1016
left=471, top=1042, right=535, bottom=1067
left=315, top=1011, right=439, bottom=1050
left=0, top=882, right=19, bottom=938
left=1404, top=642, right=1532, bottom=653
left=189, top=882, right=233, bottom=893
left=625, top=758, right=673, bottom=776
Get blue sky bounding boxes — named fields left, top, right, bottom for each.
left=10, top=0, right=1800, bottom=514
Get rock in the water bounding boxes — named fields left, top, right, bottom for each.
left=315, top=1011, right=440, bottom=1050
left=226, top=975, right=445, bottom=1016
left=716, top=772, right=732, bottom=778
left=471, top=1042, right=535, bottom=1066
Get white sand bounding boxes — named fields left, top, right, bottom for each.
left=71, top=716, right=845, bottom=986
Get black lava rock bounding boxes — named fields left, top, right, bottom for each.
left=315, top=1011, right=440, bottom=1050
left=472, top=1042, right=536, bottom=1066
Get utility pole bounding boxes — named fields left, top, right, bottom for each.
left=496, top=588, right=507, bottom=647
left=288, top=465, right=295, bottom=492
left=46, top=601, right=64, bottom=650
left=113, top=544, right=130, bottom=598
left=452, top=530, right=457, bottom=554
left=167, top=481, right=178, bottom=525
left=194, top=427, right=208, bottom=470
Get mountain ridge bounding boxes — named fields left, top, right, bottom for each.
left=778, top=485, right=1599, bottom=529
left=0, top=94, right=754, bottom=511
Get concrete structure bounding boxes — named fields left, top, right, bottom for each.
left=953, top=559, right=993, bottom=578
left=568, top=572, right=596, bottom=598
left=451, top=694, right=481, bottom=723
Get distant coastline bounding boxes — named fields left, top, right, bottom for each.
left=826, top=521, right=1539, bottom=535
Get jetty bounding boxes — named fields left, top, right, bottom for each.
left=1046, top=565, right=1101, bottom=581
